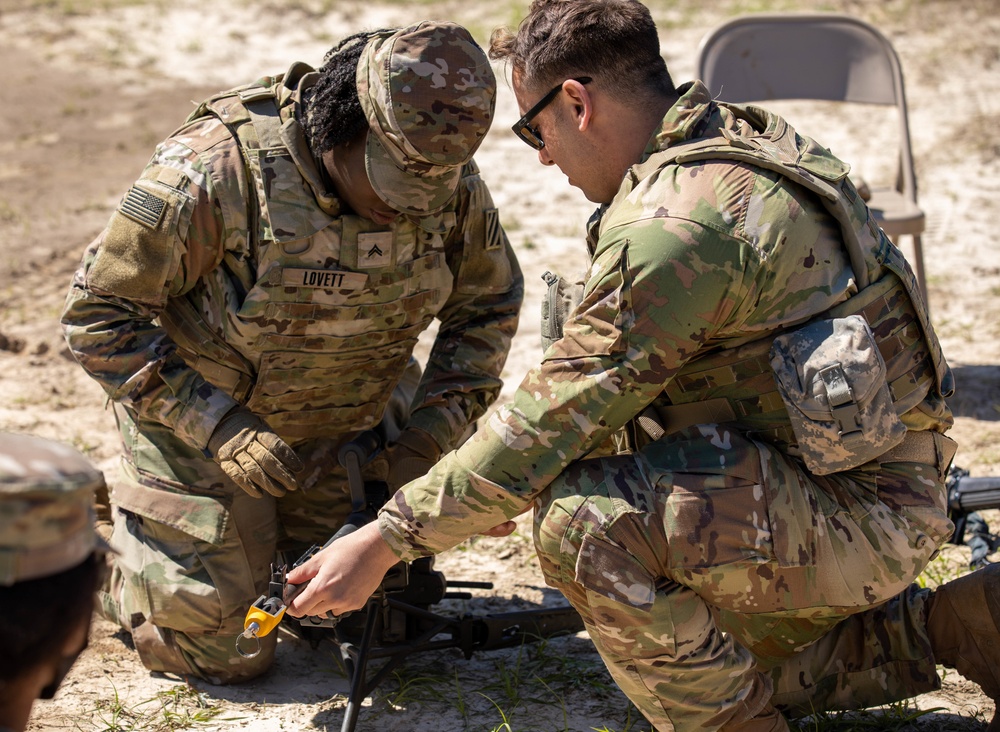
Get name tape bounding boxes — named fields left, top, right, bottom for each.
left=282, top=268, right=369, bottom=290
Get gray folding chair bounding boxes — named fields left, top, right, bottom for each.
left=695, top=13, right=928, bottom=299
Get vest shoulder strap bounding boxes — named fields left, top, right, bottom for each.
left=634, top=108, right=872, bottom=289
left=156, top=82, right=289, bottom=394
left=632, top=105, right=953, bottom=411
left=189, top=87, right=283, bottom=149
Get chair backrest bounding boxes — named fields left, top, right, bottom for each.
left=696, top=13, right=904, bottom=105
left=694, top=13, right=917, bottom=199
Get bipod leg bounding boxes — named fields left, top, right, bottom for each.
left=338, top=598, right=381, bottom=732
left=335, top=598, right=464, bottom=731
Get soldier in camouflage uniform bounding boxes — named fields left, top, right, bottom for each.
left=60, top=21, right=523, bottom=684
left=0, top=433, right=109, bottom=732
left=286, top=3, right=1000, bottom=731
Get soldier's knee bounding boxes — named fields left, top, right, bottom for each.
left=533, top=492, right=588, bottom=586
left=534, top=455, right=653, bottom=587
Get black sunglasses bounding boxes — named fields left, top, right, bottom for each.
left=511, top=77, right=592, bottom=150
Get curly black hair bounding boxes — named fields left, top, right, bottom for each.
left=304, top=28, right=396, bottom=155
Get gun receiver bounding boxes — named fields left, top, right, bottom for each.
left=947, top=466, right=1000, bottom=543
left=946, top=466, right=1000, bottom=570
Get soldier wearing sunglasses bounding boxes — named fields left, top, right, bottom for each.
left=287, top=2, right=999, bottom=731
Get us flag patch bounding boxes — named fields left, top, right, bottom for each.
left=484, top=208, right=501, bottom=251
left=119, top=186, right=167, bottom=229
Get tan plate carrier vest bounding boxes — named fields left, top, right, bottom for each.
left=155, top=71, right=457, bottom=444
left=627, top=104, right=953, bottom=466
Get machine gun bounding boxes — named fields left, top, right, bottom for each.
left=236, top=432, right=585, bottom=732
left=947, top=465, right=1000, bottom=568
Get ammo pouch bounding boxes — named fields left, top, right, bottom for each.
left=540, top=270, right=585, bottom=351
left=769, top=314, right=905, bottom=475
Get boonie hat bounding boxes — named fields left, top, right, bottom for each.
left=357, top=21, right=497, bottom=216
left=0, top=432, right=110, bottom=586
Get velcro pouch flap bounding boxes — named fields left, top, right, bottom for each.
left=769, top=314, right=905, bottom=475
left=112, top=469, right=230, bottom=545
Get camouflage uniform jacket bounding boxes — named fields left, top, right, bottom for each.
left=61, top=62, right=523, bottom=455
left=379, top=81, right=953, bottom=561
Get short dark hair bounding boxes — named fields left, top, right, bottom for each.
left=0, top=553, right=102, bottom=683
left=304, top=28, right=394, bottom=155
left=489, top=0, right=674, bottom=100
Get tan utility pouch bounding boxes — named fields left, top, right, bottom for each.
left=769, top=314, right=905, bottom=475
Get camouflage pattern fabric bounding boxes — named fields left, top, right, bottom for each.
left=63, top=60, right=520, bottom=455
left=99, top=431, right=281, bottom=682
left=97, top=351, right=424, bottom=682
left=61, top=25, right=522, bottom=682
left=0, top=432, right=107, bottom=585
left=358, top=21, right=496, bottom=215
left=532, top=428, right=949, bottom=729
left=379, top=82, right=954, bottom=730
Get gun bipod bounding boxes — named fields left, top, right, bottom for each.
left=295, top=569, right=584, bottom=732
left=262, top=431, right=586, bottom=731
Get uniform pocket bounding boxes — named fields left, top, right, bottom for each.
left=643, top=425, right=777, bottom=569
left=575, top=532, right=657, bottom=611
left=662, top=475, right=773, bottom=569
left=540, top=270, right=585, bottom=352
left=113, top=465, right=275, bottom=633
left=546, top=244, right=630, bottom=360
left=113, top=466, right=231, bottom=545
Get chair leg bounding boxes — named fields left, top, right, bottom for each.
left=910, top=234, right=927, bottom=306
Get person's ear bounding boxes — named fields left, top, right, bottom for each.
left=562, top=79, right=593, bottom=133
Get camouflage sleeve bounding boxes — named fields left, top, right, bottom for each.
left=379, top=214, right=754, bottom=560
left=404, top=163, right=525, bottom=452
left=60, top=120, right=242, bottom=450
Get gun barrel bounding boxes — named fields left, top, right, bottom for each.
left=949, top=476, right=1000, bottom=513
left=472, top=607, right=585, bottom=652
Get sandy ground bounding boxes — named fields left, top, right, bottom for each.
left=1, top=0, right=999, bottom=730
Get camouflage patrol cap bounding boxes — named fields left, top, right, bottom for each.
left=357, top=21, right=497, bottom=216
left=0, top=433, right=109, bottom=586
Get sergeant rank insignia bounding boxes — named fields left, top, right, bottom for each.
left=119, top=186, right=167, bottom=229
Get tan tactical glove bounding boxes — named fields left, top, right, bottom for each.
left=208, top=410, right=302, bottom=498
left=364, top=428, right=442, bottom=491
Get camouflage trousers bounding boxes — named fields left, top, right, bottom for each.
left=99, top=365, right=419, bottom=683
left=532, top=424, right=956, bottom=731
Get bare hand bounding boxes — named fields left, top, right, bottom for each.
left=479, top=520, right=518, bottom=538
left=480, top=502, right=534, bottom=538
left=284, top=522, right=398, bottom=618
